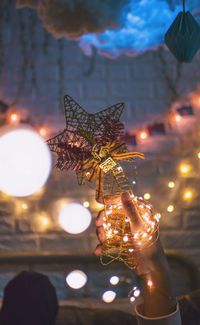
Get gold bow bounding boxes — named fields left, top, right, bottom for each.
left=77, top=142, right=144, bottom=202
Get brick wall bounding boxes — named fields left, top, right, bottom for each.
left=0, top=1, right=200, bottom=299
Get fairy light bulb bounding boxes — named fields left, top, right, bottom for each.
left=102, top=291, right=116, bottom=303
left=167, top=205, right=174, bottom=213
left=179, top=163, right=191, bottom=175
left=197, top=152, right=200, bottom=159
left=21, top=202, right=28, bottom=210
left=110, top=276, right=119, bottom=286
left=175, top=114, right=182, bottom=123
left=168, top=181, right=175, bottom=189
left=147, top=279, right=153, bottom=288
left=39, top=127, right=48, bottom=137
left=83, top=201, right=90, bottom=208
left=34, top=213, right=52, bottom=232
left=66, top=270, right=87, bottom=289
left=123, top=235, right=129, bottom=242
left=183, top=190, right=193, bottom=201
left=133, top=289, right=141, bottom=298
left=143, top=193, right=151, bottom=200
left=10, top=113, right=20, bottom=123
left=139, top=130, right=148, bottom=140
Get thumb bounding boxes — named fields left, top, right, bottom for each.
left=121, top=192, right=142, bottom=230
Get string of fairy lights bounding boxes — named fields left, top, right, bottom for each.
left=0, top=89, right=200, bottom=303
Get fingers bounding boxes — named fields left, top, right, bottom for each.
left=93, top=244, right=102, bottom=256
left=96, top=226, right=106, bottom=243
left=94, top=210, right=106, bottom=257
left=121, top=192, right=141, bottom=229
left=95, top=210, right=105, bottom=227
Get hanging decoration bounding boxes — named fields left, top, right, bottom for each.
left=165, top=0, right=200, bottom=63
left=47, top=95, right=160, bottom=269
left=16, top=0, right=200, bottom=58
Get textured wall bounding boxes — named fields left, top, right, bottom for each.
left=0, top=0, right=200, bottom=300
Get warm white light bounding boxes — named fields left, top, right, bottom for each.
left=59, top=203, right=92, bottom=234
left=175, top=114, right=181, bottom=123
left=21, top=202, right=28, bottom=210
left=123, top=235, right=129, bottom=242
left=133, top=289, right=141, bottom=298
left=139, top=130, right=148, bottom=140
left=168, top=181, right=175, bottom=189
left=147, top=279, right=153, bottom=288
left=179, top=163, right=191, bottom=175
left=167, top=205, right=174, bottom=213
left=83, top=201, right=90, bottom=208
left=66, top=270, right=87, bottom=289
left=102, top=290, right=116, bottom=303
left=110, top=276, right=119, bottom=286
left=0, top=126, right=52, bottom=197
left=197, top=152, right=200, bottom=159
left=183, top=190, right=193, bottom=201
left=10, top=113, right=20, bottom=123
left=39, top=127, right=48, bottom=137
left=34, top=213, right=52, bottom=232
left=144, top=193, right=151, bottom=200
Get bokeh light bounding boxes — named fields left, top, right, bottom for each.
left=58, top=203, right=92, bottom=234
left=66, top=270, right=87, bottom=289
left=139, top=130, right=148, bottom=140
left=102, top=290, right=116, bottom=303
left=110, top=276, right=119, bottom=286
left=167, top=205, right=174, bottom=213
left=179, top=162, right=191, bottom=175
left=168, top=181, right=175, bottom=189
left=83, top=201, right=90, bottom=208
left=34, top=213, right=52, bottom=232
left=183, top=190, right=193, bottom=201
left=143, top=193, right=151, bottom=200
left=0, top=126, right=52, bottom=197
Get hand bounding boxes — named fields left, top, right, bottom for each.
left=94, top=192, right=164, bottom=275
left=94, top=192, right=177, bottom=317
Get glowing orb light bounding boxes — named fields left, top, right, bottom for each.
left=179, top=163, right=191, bottom=175
left=0, top=126, right=52, bottom=197
left=58, top=203, right=92, bottom=234
left=110, top=276, right=119, bottom=286
left=167, top=205, right=174, bottom=213
left=143, top=193, right=151, bottom=200
left=102, top=290, right=116, bottom=303
left=168, top=181, right=175, bottom=189
left=66, top=270, right=87, bottom=289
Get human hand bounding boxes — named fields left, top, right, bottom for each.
left=94, top=192, right=165, bottom=276
left=93, top=192, right=176, bottom=317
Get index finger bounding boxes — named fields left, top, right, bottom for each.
left=95, top=210, right=105, bottom=227
left=121, top=192, right=142, bottom=230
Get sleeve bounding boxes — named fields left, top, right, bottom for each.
left=135, top=303, right=182, bottom=325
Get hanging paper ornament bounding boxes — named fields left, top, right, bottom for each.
left=0, top=100, right=9, bottom=113
left=147, top=123, right=166, bottom=136
left=47, top=95, right=159, bottom=269
left=176, top=105, right=194, bottom=116
left=124, top=133, right=137, bottom=146
left=165, top=0, right=200, bottom=62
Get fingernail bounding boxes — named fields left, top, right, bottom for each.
left=121, top=192, right=131, bottom=202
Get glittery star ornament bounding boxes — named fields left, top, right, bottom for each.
left=165, top=10, right=200, bottom=62
left=47, top=95, right=159, bottom=269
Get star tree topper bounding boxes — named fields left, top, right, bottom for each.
left=47, top=95, right=143, bottom=202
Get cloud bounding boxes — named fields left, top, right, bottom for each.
left=16, top=0, right=200, bottom=57
left=16, top=0, right=129, bottom=38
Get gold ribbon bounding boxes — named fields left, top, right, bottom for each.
left=78, top=142, right=144, bottom=202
